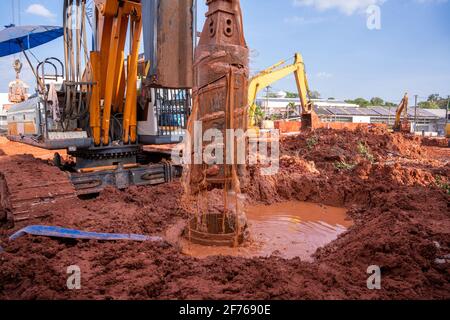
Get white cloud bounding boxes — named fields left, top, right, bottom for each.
left=284, top=16, right=327, bottom=25
left=415, top=0, right=448, bottom=3
left=292, top=0, right=448, bottom=15
left=25, top=4, right=56, bottom=19
left=316, top=72, right=333, bottom=79
left=293, top=0, right=386, bottom=15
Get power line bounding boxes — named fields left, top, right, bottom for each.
left=11, top=0, right=15, bottom=25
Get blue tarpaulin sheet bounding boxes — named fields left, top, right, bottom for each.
left=9, top=225, right=163, bottom=242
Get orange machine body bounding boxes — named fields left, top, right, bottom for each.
left=90, top=0, right=142, bottom=146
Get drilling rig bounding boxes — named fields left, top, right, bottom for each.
left=3, top=0, right=195, bottom=225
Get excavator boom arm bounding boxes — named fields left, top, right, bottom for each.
left=394, top=93, right=409, bottom=132
left=248, top=53, right=313, bottom=127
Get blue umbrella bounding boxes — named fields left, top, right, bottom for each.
left=0, top=25, right=63, bottom=57
left=0, top=24, right=63, bottom=89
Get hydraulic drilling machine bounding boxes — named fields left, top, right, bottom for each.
left=2, top=0, right=195, bottom=225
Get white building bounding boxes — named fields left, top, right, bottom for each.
left=423, top=108, right=448, bottom=136
left=0, top=93, right=10, bottom=132
left=313, top=100, right=359, bottom=108
left=254, top=91, right=445, bottom=135
left=316, top=105, right=444, bottom=135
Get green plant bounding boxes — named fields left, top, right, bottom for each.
left=334, top=161, right=355, bottom=171
left=286, top=102, right=298, bottom=119
left=269, top=114, right=283, bottom=121
left=435, top=176, right=450, bottom=195
left=357, top=142, right=375, bottom=163
left=253, top=105, right=265, bottom=127
left=285, top=92, right=299, bottom=98
left=306, top=136, right=319, bottom=150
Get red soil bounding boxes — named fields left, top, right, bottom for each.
left=0, top=128, right=448, bottom=300
left=0, top=137, right=67, bottom=160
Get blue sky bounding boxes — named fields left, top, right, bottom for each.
left=0, top=0, right=449, bottom=104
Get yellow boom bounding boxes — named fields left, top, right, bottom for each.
left=393, top=93, right=409, bottom=132
left=90, top=0, right=142, bottom=146
left=247, top=53, right=314, bottom=128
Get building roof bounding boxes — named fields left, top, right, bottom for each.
left=314, top=106, right=440, bottom=119
left=423, top=108, right=447, bottom=119
left=256, top=97, right=301, bottom=102
left=257, top=97, right=360, bottom=108
left=313, top=100, right=360, bottom=108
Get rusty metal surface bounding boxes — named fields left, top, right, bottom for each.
left=143, top=0, right=194, bottom=89
left=187, top=0, right=249, bottom=191
left=185, top=213, right=245, bottom=247
left=181, top=0, right=249, bottom=244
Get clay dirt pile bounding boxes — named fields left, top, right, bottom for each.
left=0, top=127, right=449, bottom=299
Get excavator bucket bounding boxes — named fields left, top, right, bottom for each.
left=142, top=0, right=194, bottom=89
left=302, top=114, right=313, bottom=130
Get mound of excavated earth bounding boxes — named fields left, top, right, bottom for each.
left=0, top=128, right=448, bottom=299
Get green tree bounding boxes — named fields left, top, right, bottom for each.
left=437, top=97, right=449, bottom=109
left=370, top=97, right=384, bottom=106
left=385, top=102, right=397, bottom=107
left=346, top=98, right=370, bottom=108
left=286, top=102, right=298, bottom=118
left=253, top=104, right=265, bottom=126
left=428, top=94, right=440, bottom=102
left=285, top=92, right=299, bottom=98
left=418, top=101, right=440, bottom=109
left=310, top=91, right=321, bottom=99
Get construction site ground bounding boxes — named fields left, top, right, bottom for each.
left=0, top=129, right=449, bottom=300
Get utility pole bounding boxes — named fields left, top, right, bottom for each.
left=446, top=95, right=449, bottom=127
left=388, top=104, right=391, bottom=127
left=265, top=86, right=272, bottom=117
left=414, top=95, right=418, bottom=133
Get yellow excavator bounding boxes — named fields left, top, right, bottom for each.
left=248, top=53, right=315, bottom=129
left=393, top=93, right=410, bottom=133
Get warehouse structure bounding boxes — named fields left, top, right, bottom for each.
left=315, top=106, right=443, bottom=135
left=256, top=95, right=445, bottom=136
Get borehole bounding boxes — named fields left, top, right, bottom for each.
left=175, top=201, right=353, bottom=261
left=184, top=213, right=245, bottom=247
